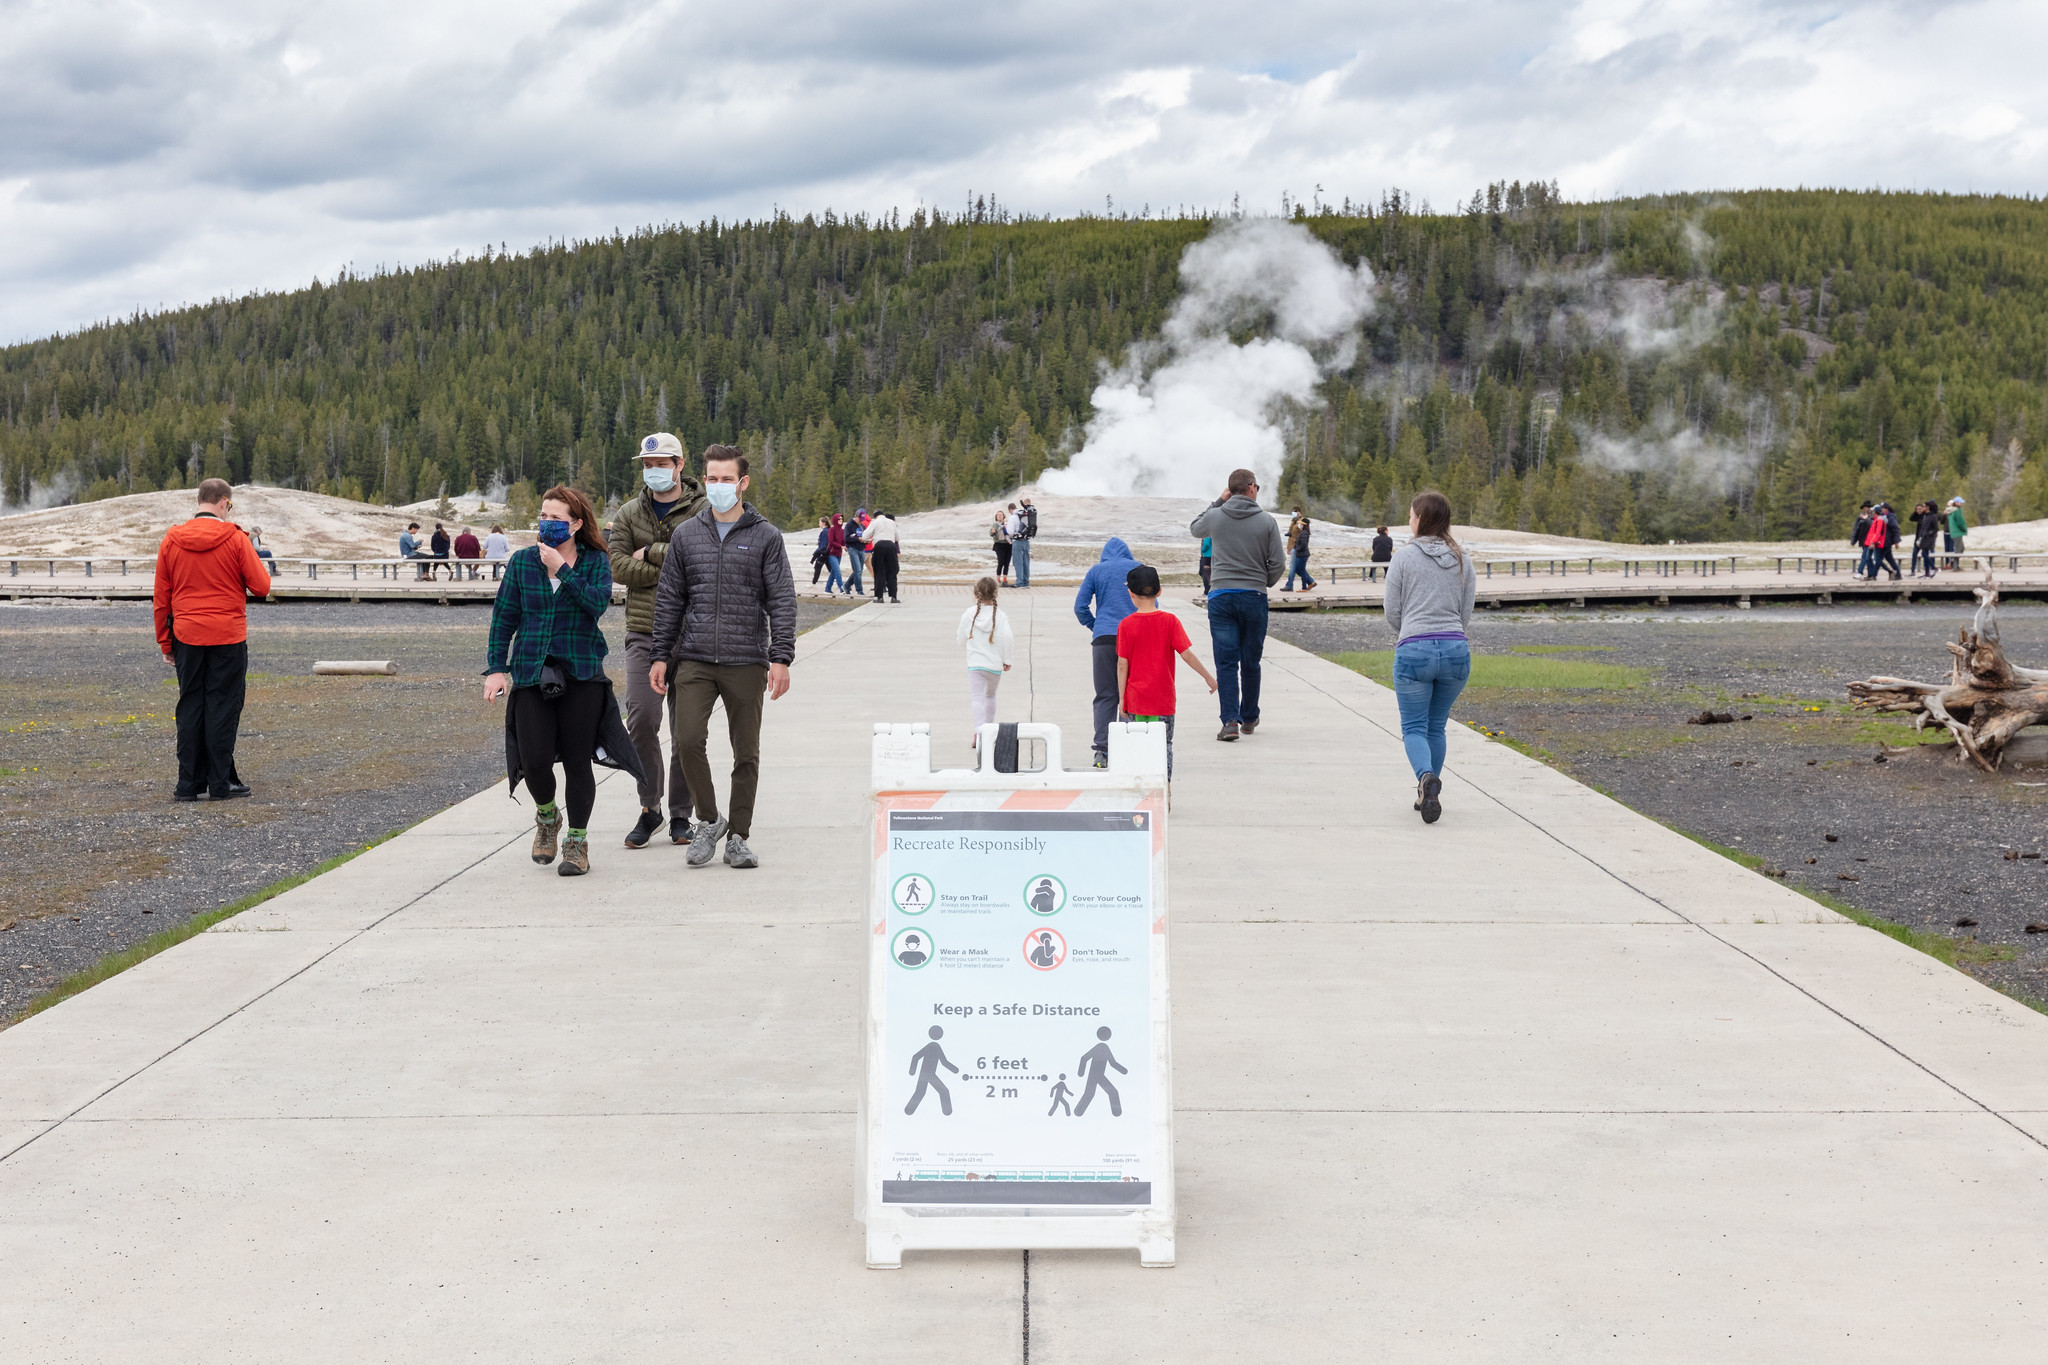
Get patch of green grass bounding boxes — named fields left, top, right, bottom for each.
left=1506, top=643, right=1615, bottom=654
left=1669, top=828, right=2042, bottom=1007
left=1328, top=650, right=1652, bottom=691
left=9, top=827, right=407, bottom=1027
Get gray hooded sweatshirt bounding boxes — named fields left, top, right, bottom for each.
left=1383, top=538, right=1477, bottom=643
left=1190, top=496, right=1285, bottom=594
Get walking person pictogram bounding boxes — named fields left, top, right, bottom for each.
left=1074, top=1026, right=1126, bottom=1117
left=1047, top=1073, right=1073, bottom=1116
left=905, top=1026, right=958, bottom=1115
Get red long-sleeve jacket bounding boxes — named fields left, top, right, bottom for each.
left=153, top=515, right=272, bottom=654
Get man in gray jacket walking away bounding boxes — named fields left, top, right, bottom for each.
left=1190, top=468, right=1285, bottom=740
left=648, top=445, right=796, bottom=869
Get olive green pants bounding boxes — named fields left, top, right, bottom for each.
left=671, top=660, right=768, bottom=839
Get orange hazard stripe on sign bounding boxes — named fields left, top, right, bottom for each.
left=998, top=790, right=1083, bottom=810
left=874, top=791, right=946, bottom=857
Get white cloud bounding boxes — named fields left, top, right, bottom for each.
left=4, top=0, right=2047, bottom=341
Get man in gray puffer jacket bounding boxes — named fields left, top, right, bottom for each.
left=1189, top=468, right=1286, bottom=740
left=648, top=445, right=796, bottom=870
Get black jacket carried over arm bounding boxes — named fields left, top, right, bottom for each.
left=502, top=680, right=644, bottom=796
left=649, top=505, right=798, bottom=668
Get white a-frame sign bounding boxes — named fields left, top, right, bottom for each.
left=859, top=720, right=1174, bottom=1268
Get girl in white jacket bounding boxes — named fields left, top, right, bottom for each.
left=956, top=576, right=1014, bottom=748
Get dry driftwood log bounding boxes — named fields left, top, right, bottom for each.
left=1847, top=576, right=2048, bottom=771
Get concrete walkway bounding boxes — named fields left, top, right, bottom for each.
left=5, top=592, right=2048, bottom=1361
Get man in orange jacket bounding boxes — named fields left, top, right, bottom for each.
left=154, top=479, right=272, bottom=801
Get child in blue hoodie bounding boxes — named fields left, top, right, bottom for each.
left=1073, top=536, right=1138, bottom=768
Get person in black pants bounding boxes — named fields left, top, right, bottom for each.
left=867, top=509, right=902, bottom=603
left=153, top=479, right=272, bottom=800
left=484, top=487, right=617, bottom=875
left=510, top=673, right=605, bottom=845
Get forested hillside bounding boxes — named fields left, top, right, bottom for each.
left=6, top=188, right=2048, bottom=542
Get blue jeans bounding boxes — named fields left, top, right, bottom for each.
left=1285, top=552, right=1315, bottom=590
left=1012, top=537, right=1031, bottom=586
left=1206, top=591, right=1268, bottom=726
left=824, top=555, right=845, bottom=592
left=847, top=547, right=865, bottom=593
left=1393, top=638, right=1471, bottom=778
left=1856, top=545, right=1879, bottom=577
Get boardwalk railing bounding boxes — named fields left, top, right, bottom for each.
left=1319, top=551, right=2048, bottom=582
left=7, top=555, right=510, bottom=581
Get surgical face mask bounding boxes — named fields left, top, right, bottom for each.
left=536, top=518, right=573, bottom=547
left=642, top=465, right=676, bottom=493
left=705, top=482, right=740, bottom=512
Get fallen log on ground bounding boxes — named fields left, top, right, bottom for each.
left=312, top=660, right=398, bottom=676
left=1846, top=575, right=2048, bottom=771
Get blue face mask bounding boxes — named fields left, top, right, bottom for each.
left=642, top=466, right=676, bottom=493
left=705, top=482, right=740, bottom=512
left=536, top=519, right=573, bottom=547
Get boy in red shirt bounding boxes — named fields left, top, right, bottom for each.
left=1114, top=564, right=1216, bottom=778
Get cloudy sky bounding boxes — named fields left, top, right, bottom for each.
left=5, top=0, right=2045, bottom=343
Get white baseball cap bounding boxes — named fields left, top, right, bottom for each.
left=637, top=431, right=686, bottom=461
left=1949, top=496, right=1965, bottom=505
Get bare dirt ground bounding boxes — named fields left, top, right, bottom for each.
left=0, top=597, right=853, bottom=1024
left=1267, top=601, right=2048, bottom=1010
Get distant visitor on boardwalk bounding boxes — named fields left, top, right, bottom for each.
left=1073, top=536, right=1138, bottom=768
left=957, top=576, right=1013, bottom=751
left=1383, top=490, right=1477, bottom=826
left=1190, top=468, right=1285, bottom=742
left=153, top=478, right=271, bottom=802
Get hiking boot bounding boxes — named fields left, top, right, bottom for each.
left=723, top=834, right=759, bottom=869
left=532, top=807, right=562, bottom=864
left=558, top=832, right=589, bottom=876
left=1239, top=718, right=1258, bottom=736
left=624, top=808, right=662, bottom=849
left=686, top=816, right=729, bottom=867
left=670, top=814, right=694, bottom=844
left=1419, top=773, right=1443, bottom=825
left=1217, top=722, right=1241, bottom=741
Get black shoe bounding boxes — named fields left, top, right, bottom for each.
left=175, top=789, right=200, bottom=803
left=1239, top=718, right=1259, bottom=736
left=624, top=808, right=662, bottom=849
left=670, top=815, right=694, bottom=844
left=212, top=782, right=252, bottom=800
left=1419, top=773, right=1443, bottom=824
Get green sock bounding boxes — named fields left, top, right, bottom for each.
left=536, top=801, right=559, bottom=820
left=567, top=827, right=587, bottom=839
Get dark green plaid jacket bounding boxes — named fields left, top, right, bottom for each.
left=484, top=545, right=613, bottom=688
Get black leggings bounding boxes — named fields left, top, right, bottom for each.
left=512, top=675, right=604, bottom=828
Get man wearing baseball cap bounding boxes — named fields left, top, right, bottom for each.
left=607, top=432, right=707, bottom=849
left=1944, top=496, right=1968, bottom=571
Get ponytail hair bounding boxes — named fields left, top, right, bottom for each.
left=970, top=575, right=999, bottom=642
left=1409, top=490, right=1462, bottom=566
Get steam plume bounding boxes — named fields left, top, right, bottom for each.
left=1040, top=218, right=1374, bottom=500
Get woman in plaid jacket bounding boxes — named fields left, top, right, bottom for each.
left=484, top=486, right=616, bottom=875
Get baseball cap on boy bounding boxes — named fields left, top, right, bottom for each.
left=638, top=432, right=686, bottom=461
left=1125, top=564, right=1162, bottom=596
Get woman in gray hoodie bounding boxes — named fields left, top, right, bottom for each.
left=1382, top=491, right=1477, bottom=823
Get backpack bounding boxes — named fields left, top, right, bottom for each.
left=1023, top=505, right=1039, bottom=537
